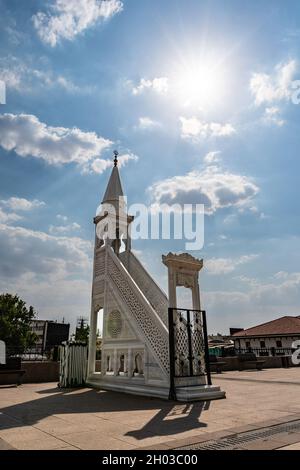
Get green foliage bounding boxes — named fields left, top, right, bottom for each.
left=0, top=293, right=37, bottom=351
left=75, top=319, right=89, bottom=343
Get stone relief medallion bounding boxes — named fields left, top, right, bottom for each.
left=107, top=310, right=123, bottom=338
left=176, top=272, right=194, bottom=289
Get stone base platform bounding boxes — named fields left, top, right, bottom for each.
left=176, top=385, right=225, bottom=401
left=87, top=378, right=225, bottom=402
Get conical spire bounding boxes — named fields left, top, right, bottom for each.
left=101, top=151, right=124, bottom=203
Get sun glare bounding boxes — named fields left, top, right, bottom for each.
left=172, top=59, right=226, bottom=109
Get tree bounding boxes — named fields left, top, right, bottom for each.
left=74, top=318, right=89, bottom=343
left=0, top=293, right=37, bottom=351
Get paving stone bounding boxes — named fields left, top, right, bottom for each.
left=278, top=442, right=300, bottom=450
left=61, top=431, right=137, bottom=450
left=267, top=431, right=300, bottom=446
left=0, top=370, right=299, bottom=450
left=0, top=437, right=15, bottom=450
left=238, top=438, right=289, bottom=450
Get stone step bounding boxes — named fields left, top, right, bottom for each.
left=176, top=384, right=226, bottom=402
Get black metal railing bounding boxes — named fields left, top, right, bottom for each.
left=221, top=347, right=295, bottom=357
left=168, top=308, right=211, bottom=400
left=5, top=346, right=59, bottom=362
left=233, top=347, right=294, bottom=357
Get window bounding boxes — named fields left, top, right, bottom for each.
left=245, top=341, right=251, bottom=349
left=133, top=353, right=143, bottom=376
left=119, top=354, right=125, bottom=373
left=276, top=340, right=282, bottom=348
left=106, top=355, right=113, bottom=372
left=260, top=341, right=266, bottom=348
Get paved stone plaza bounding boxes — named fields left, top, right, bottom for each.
left=0, top=368, right=299, bottom=450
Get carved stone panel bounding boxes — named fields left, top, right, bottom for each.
left=107, top=310, right=123, bottom=338
left=176, top=272, right=194, bottom=289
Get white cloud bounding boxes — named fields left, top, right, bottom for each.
left=49, top=222, right=81, bottom=234
left=136, top=116, right=161, bottom=130
left=0, top=223, right=92, bottom=280
left=31, top=69, right=83, bottom=93
left=117, top=152, right=139, bottom=167
left=149, top=166, right=259, bottom=215
left=0, top=208, right=22, bottom=224
left=263, top=106, right=285, bottom=127
left=3, top=18, right=26, bottom=46
left=273, top=271, right=290, bottom=280
left=0, top=65, right=22, bottom=91
left=204, top=269, right=300, bottom=333
left=56, top=214, right=68, bottom=222
left=0, top=197, right=45, bottom=211
left=179, top=117, right=236, bottom=140
left=0, top=197, right=45, bottom=225
left=0, top=113, right=137, bottom=174
left=88, top=152, right=138, bottom=174
left=0, top=221, right=92, bottom=328
left=33, top=0, right=123, bottom=47
left=132, top=77, right=169, bottom=95
left=254, top=272, right=300, bottom=303
left=0, top=56, right=88, bottom=94
left=0, top=113, right=112, bottom=167
left=203, top=151, right=221, bottom=164
left=250, top=60, right=297, bottom=106
left=89, top=158, right=113, bottom=174
left=206, top=254, right=259, bottom=275
left=228, top=271, right=300, bottom=309
left=246, top=271, right=300, bottom=300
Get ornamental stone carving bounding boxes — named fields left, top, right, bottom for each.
left=162, top=252, right=203, bottom=311
left=107, top=310, right=123, bottom=338
left=107, top=250, right=169, bottom=373
left=176, top=272, right=195, bottom=289
left=119, top=251, right=168, bottom=326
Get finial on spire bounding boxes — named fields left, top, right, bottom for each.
left=113, top=150, right=118, bottom=167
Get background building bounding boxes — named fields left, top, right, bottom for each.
left=208, top=334, right=234, bottom=356
left=230, top=316, right=300, bottom=356
left=31, top=320, right=70, bottom=352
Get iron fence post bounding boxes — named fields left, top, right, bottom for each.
left=202, top=310, right=212, bottom=386
left=186, top=310, right=194, bottom=377
left=168, top=307, right=176, bottom=400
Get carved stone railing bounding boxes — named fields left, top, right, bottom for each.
left=107, top=248, right=169, bottom=375
left=92, top=245, right=106, bottom=299
left=93, top=244, right=106, bottom=278
left=119, top=251, right=168, bottom=326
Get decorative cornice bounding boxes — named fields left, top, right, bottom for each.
left=162, top=252, right=203, bottom=270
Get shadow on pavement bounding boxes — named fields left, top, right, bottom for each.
left=0, top=385, right=210, bottom=439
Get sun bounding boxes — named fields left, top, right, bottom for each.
left=172, top=59, right=226, bottom=109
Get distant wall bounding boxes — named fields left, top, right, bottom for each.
left=21, top=361, right=59, bottom=383
left=217, top=355, right=297, bottom=371
left=19, top=356, right=298, bottom=383
left=234, top=335, right=300, bottom=350
left=20, top=360, right=102, bottom=383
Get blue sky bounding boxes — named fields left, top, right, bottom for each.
left=0, top=0, right=300, bottom=334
